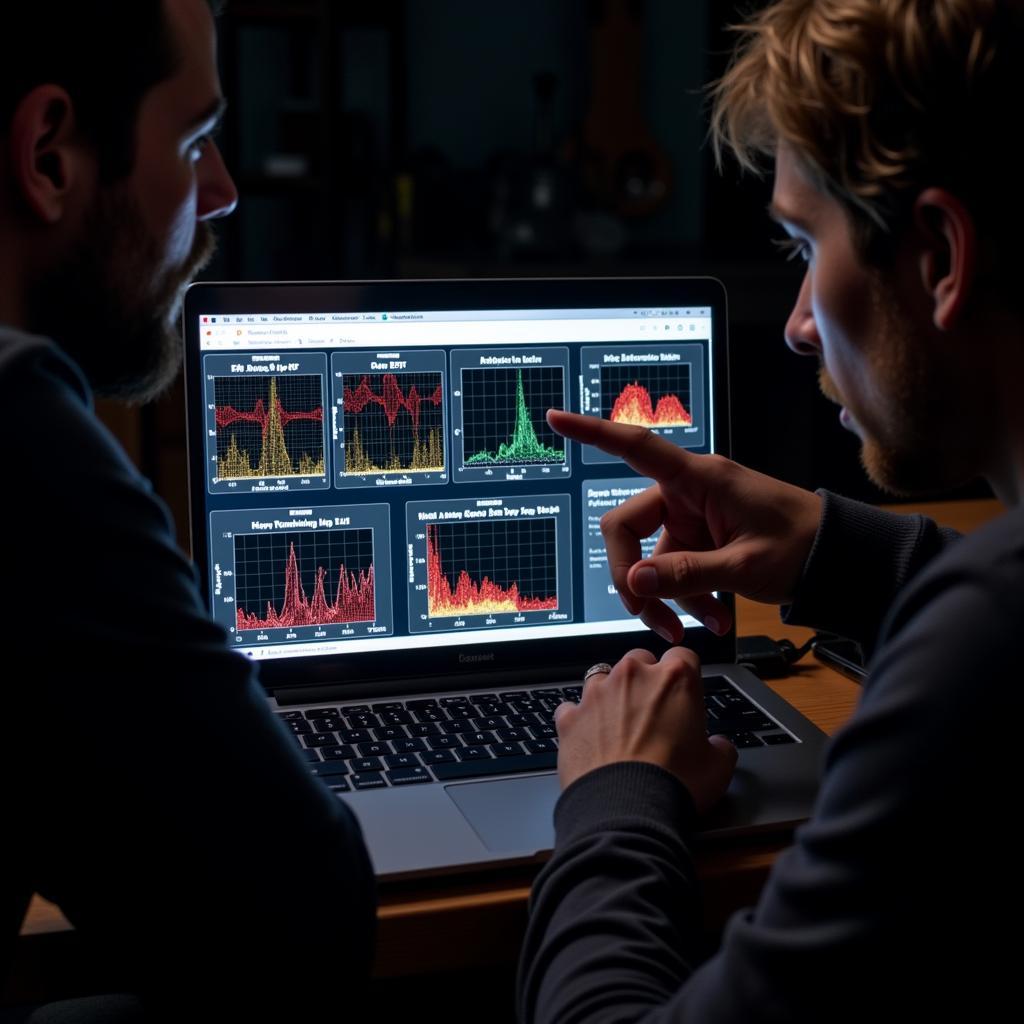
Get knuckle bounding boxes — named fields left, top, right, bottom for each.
left=672, top=551, right=703, bottom=591
left=677, top=646, right=701, bottom=673
left=705, top=452, right=734, bottom=476
left=618, top=423, right=655, bottom=448
left=727, top=545, right=752, bottom=579
left=618, top=652, right=647, bottom=678
left=667, top=649, right=702, bottom=689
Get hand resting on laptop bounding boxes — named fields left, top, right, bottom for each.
left=554, top=646, right=737, bottom=810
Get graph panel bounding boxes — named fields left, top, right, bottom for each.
left=235, top=529, right=376, bottom=629
left=203, top=353, right=329, bottom=494
left=451, top=347, right=571, bottom=483
left=427, top=520, right=557, bottom=616
left=579, top=344, right=706, bottom=464
left=332, top=350, right=448, bottom=488
left=406, top=495, right=572, bottom=633
left=209, top=504, right=393, bottom=647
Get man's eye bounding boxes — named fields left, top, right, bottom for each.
left=189, top=135, right=213, bottom=162
left=772, top=236, right=811, bottom=263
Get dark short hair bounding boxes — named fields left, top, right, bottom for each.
left=1, top=1, right=220, bottom=183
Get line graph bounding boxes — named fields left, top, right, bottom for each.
left=214, top=375, right=325, bottom=479
left=460, top=367, right=565, bottom=467
left=341, top=372, right=444, bottom=474
left=426, top=519, right=558, bottom=618
left=234, top=528, right=375, bottom=630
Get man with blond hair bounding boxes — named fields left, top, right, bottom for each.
left=517, top=1, right=1024, bottom=1020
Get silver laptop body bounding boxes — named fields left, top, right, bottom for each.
left=183, top=277, right=827, bottom=879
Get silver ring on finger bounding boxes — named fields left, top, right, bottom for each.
left=583, top=662, right=613, bottom=683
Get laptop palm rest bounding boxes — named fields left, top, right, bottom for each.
left=445, top=775, right=561, bottom=852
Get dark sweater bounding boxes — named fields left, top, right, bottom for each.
left=0, top=328, right=376, bottom=1018
left=519, top=489, right=1023, bottom=1022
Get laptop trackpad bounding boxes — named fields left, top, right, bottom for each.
left=445, top=775, right=560, bottom=852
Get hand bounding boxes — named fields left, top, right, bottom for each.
left=555, top=648, right=737, bottom=813
left=548, top=410, right=823, bottom=643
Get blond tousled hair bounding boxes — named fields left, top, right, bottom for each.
left=710, top=0, right=1024, bottom=266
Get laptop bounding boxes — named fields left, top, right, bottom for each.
left=182, top=277, right=827, bottom=880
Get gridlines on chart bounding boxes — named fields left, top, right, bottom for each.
left=214, top=374, right=324, bottom=478
left=341, top=371, right=445, bottom=474
left=427, top=518, right=558, bottom=616
left=234, top=528, right=374, bottom=626
left=460, top=366, right=565, bottom=466
left=600, top=363, right=693, bottom=425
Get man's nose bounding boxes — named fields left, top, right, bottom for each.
left=784, top=271, right=820, bottom=356
left=197, top=141, right=238, bottom=221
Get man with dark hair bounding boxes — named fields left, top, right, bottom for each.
left=518, top=1, right=1024, bottom=1020
left=1, top=2, right=374, bottom=1020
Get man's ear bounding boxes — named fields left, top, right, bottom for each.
left=8, top=84, right=92, bottom=225
left=912, top=187, right=977, bottom=331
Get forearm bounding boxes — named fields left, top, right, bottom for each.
left=783, top=490, right=960, bottom=651
left=519, top=763, right=704, bottom=1024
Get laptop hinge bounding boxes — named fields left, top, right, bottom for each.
left=271, top=664, right=584, bottom=706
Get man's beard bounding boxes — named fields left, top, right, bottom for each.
left=817, top=278, right=972, bottom=497
left=29, top=186, right=216, bottom=404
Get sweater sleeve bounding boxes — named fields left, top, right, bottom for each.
left=518, top=511, right=1020, bottom=1024
left=518, top=762, right=703, bottom=1024
left=782, top=489, right=960, bottom=651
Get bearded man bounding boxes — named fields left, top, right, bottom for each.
left=1, top=4, right=374, bottom=1020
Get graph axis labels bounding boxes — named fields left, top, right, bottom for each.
left=203, top=352, right=330, bottom=494
left=332, top=350, right=448, bottom=489
left=209, top=504, right=393, bottom=647
left=405, top=495, right=573, bottom=633
left=450, top=347, right=571, bottom=483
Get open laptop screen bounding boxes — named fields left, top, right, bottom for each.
left=183, top=278, right=730, bottom=690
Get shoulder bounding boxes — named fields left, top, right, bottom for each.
left=854, top=505, right=1024, bottom=741
left=0, top=326, right=91, bottom=402
left=879, top=504, right=1024, bottom=651
left=0, top=326, right=145, bottom=488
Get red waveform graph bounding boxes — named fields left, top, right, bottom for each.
left=215, top=382, right=324, bottom=432
left=236, top=540, right=375, bottom=630
left=426, top=523, right=558, bottom=617
left=343, top=373, right=442, bottom=435
left=609, top=381, right=693, bottom=427
left=213, top=375, right=325, bottom=479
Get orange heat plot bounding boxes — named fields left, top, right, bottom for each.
left=426, top=524, right=557, bottom=618
left=609, top=381, right=692, bottom=427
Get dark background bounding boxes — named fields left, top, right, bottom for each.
left=135, top=0, right=988, bottom=543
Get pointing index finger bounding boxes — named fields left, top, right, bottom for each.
left=547, top=409, right=691, bottom=487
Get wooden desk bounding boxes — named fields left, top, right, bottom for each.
left=16, top=498, right=1003, bottom=986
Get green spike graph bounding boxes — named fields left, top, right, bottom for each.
left=466, top=370, right=564, bottom=466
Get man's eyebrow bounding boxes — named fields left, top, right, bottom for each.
left=766, top=201, right=809, bottom=229
left=186, top=97, right=228, bottom=134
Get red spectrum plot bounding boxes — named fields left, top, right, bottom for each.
left=610, top=381, right=693, bottom=427
left=343, top=374, right=442, bottom=434
left=426, top=524, right=557, bottom=617
left=215, top=388, right=323, bottom=432
left=236, top=543, right=374, bottom=629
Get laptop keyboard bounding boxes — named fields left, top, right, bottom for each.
left=278, top=676, right=796, bottom=793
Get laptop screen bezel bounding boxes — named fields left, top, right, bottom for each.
left=182, top=277, right=734, bottom=693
